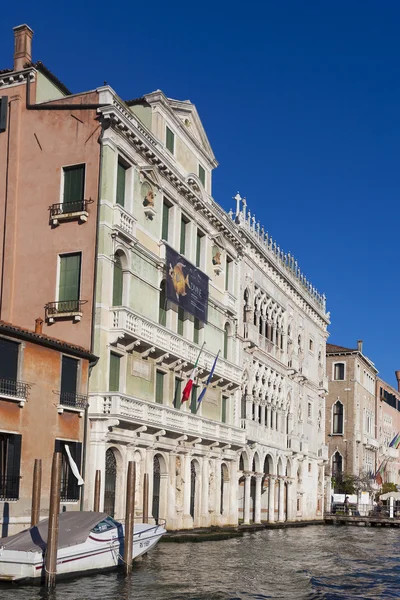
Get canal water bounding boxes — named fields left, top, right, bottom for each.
left=1, top=525, right=400, bottom=599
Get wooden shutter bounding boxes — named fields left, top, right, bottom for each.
left=162, top=202, right=169, bottom=241
left=190, top=385, right=198, bottom=414
left=224, top=326, right=229, bottom=359
left=116, top=161, right=126, bottom=206
left=61, top=356, right=78, bottom=396
left=222, top=396, right=227, bottom=423
left=178, top=307, right=184, bottom=336
left=63, top=165, right=85, bottom=209
left=180, top=218, right=186, bottom=255
left=159, top=282, right=167, bottom=326
left=156, top=371, right=164, bottom=404
left=59, top=253, right=81, bottom=303
left=109, top=353, right=120, bottom=392
left=6, top=434, right=21, bottom=499
left=225, top=258, right=231, bottom=290
left=193, top=318, right=200, bottom=344
left=112, top=256, right=123, bottom=306
left=174, top=378, right=182, bottom=410
left=166, top=127, right=174, bottom=153
left=198, top=164, right=205, bottom=186
left=0, top=338, right=19, bottom=380
left=196, top=233, right=201, bottom=267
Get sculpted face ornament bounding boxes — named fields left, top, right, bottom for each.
left=143, top=189, right=155, bottom=208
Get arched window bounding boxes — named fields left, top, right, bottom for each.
left=159, top=281, right=167, bottom=326
left=223, top=323, right=230, bottom=359
left=332, top=451, right=343, bottom=477
left=334, top=363, right=345, bottom=381
left=112, top=255, right=123, bottom=306
left=333, top=401, right=344, bottom=434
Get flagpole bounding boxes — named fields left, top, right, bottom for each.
left=195, top=350, right=220, bottom=415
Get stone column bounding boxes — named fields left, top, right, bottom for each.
left=167, top=453, right=177, bottom=529
left=286, top=480, right=295, bottom=521
left=268, top=476, right=276, bottom=522
left=201, top=456, right=210, bottom=527
left=182, top=452, right=192, bottom=528
left=214, top=459, right=222, bottom=524
left=267, top=321, right=272, bottom=341
left=278, top=478, right=285, bottom=522
left=254, top=474, right=263, bottom=524
left=260, top=405, right=265, bottom=427
left=266, top=406, right=271, bottom=430
left=243, top=473, right=252, bottom=525
left=229, top=462, right=239, bottom=525
left=261, top=317, right=267, bottom=337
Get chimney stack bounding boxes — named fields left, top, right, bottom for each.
left=395, top=371, right=400, bottom=393
left=357, top=339, right=363, bottom=353
left=34, top=317, right=43, bottom=334
left=13, top=24, right=33, bottom=71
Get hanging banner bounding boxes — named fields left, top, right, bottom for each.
left=165, top=245, right=209, bottom=323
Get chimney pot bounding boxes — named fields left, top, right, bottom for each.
left=13, top=24, right=34, bottom=71
left=357, top=339, right=363, bottom=353
left=34, top=317, right=43, bottom=334
left=395, top=371, right=400, bottom=393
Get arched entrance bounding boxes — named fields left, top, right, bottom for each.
left=152, top=455, right=161, bottom=524
left=190, top=461, right=196, bottom=519
left=104, top=448, right=117, bottom=517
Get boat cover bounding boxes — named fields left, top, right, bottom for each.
left=0, top=511, right=108, bottom=553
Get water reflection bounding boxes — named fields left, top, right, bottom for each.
left=1, top=526, right=400, bottom=599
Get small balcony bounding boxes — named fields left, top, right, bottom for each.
left=57, top=391, right=88, bottom=417
left=363, top=435, right=379, bottom=450
left=241, top=418, right=287, bottom=448
left=113, top=204, right=137, bottom=243
left=49, top=199, right=93, bottom=226
left=45, top=299, right=87, bottom=323
left=317, top=444, right=329, bottom=462
left=381, top=445, right=399, bottom=460
left=318, top=376, right=329, bottom=393
left=0, top=378, right=30, bottom=407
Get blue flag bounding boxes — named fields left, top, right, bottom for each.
left=196, top=351, right=220, bottom=413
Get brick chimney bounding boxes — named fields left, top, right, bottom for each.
left=13, top=24, right=33, bottom=71
left=357, top=339, right=363, bottom=353
left=34, top=317, right=43, bottom=334
left=395, top=371, right=400, bottom=393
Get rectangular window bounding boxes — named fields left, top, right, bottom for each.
left=166, top=126, right=175, bottom=154
left=156, top=371, right=165, bottom=404
left=308, top=402, right=312, bottom=419
left=180, top=216, right=188, bottom=255
left=109, top=353, right=121, bottom=392
left=58, top=253, right=81, bottom=310
left=309, top=338, right=314, bottom=352
left=174, top=377, right=182, bottom=410
left=0, top=337, right=19, bottom=381
left=225, top=256, right=233, bottom=291
left=222, top=396, right=227, bottom=423
left=334, top=363, right=345, bottom=381
left=178, top=307, right=185, bottom=336
left=162, top=200, right=171, bottom=242
left=190, top=385, right=198, bottom=414
left=0, top=433, right=22, bottom=500
left=116, top=160, right=127, bottom=207
left=194, top=318, right=200, bottom=344
left=198, top=164, right=206, bottom=187
left=196, top=230, right=204, bottom=268
left=60, top=355, right=78, bottom=406
left=55, top=439, right=82, bottom=501
left=308, top=463, right=312, bottom=473
left=63, top=164, right=85, bottom=212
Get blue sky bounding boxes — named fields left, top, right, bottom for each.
left=1, top=2, right=399, bottom=384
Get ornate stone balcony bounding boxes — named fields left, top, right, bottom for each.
left=363, top=435, right=379, bottom=450
left=113, top=204, right=137, bottom=243
left=112, top=307, right=242, bottom=385
left=240, top=418, right=287, bottom=448
left=90, top=393, right=245, bottom=447
left=380, top=445, right=399, bottom=459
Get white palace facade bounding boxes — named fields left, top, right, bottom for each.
left=85, top=86, right=330, bottom=529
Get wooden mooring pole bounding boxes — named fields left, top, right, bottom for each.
left=94, top=470, right=101, bottom=512
left=31, top=458, right=42, bottom=527
left=45, top=452, right=62, bottom=589
left=124, top=461, right=136, bottom=575
left=142, top=473, right=149, bottom=524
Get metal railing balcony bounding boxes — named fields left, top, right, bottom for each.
left=45, top=299, right=87, bottom=322
left=59, top=391, right=88, bottom=410
left=49, top=199, right=93, bottom=218
left=0, top=378, right=30, bottom=400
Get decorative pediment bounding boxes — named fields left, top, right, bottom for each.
left=211, top=233, right=227, bottom=250
left=138, top=165, right=162, bottom=191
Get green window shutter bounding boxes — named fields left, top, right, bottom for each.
left=174, top=378, right=182, bottom=410
left=63, top=165, right=85, bottom=209
left=190, top=385, right=198, bottom=414
left=180, top=218, right=186, bottom=255
left=156, top=371, right=164, bottom=404
left=222, top=396, right=227, bottom=423
left=198, top=165, right=205, bottom=187
left=116, top=161, right=126, bottom=206
left=162, top=202, right=169, bottom=241
left=193, top=318, right=200, bottom=344
left=166, top=127, right=174, bottom=153
left=225, top=258, right=231, bottom=291
left=178, top=307, right=184, bottom=336
left=223, top=326, right=229, bottom=359
left=159, top=282, right=167, bottom=326
left=59, top=253, right=81, bottom=303
left=112, top=256, right=123, bottom=306
left=196, top=233, right=201, bottom=267
left=109, top=353, right=120, bottom=392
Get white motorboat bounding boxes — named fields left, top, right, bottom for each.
left=0, top=511, right=166, bottom=582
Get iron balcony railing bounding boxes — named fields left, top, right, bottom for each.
left=0, top=378, right=30, bottom=400
left=49, top=199, right=93, bottom=218
left=0, top=475, right=20, bottom=500
left=58, top=391, right=88, bottom=410
left=45, top=299, right=87, bottom=318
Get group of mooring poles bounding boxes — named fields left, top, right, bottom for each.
left=29, top=453, right=151, bottom=588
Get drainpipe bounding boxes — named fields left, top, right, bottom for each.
left=0, top=97, right=11, bottom=319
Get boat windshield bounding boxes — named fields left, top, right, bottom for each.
left=91, top=516, right=119, bottom=533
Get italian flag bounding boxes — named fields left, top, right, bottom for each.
left=181, top=342, right=205, bottom=403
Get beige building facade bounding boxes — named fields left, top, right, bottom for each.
left=375, top=375, right=400, bottom=485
